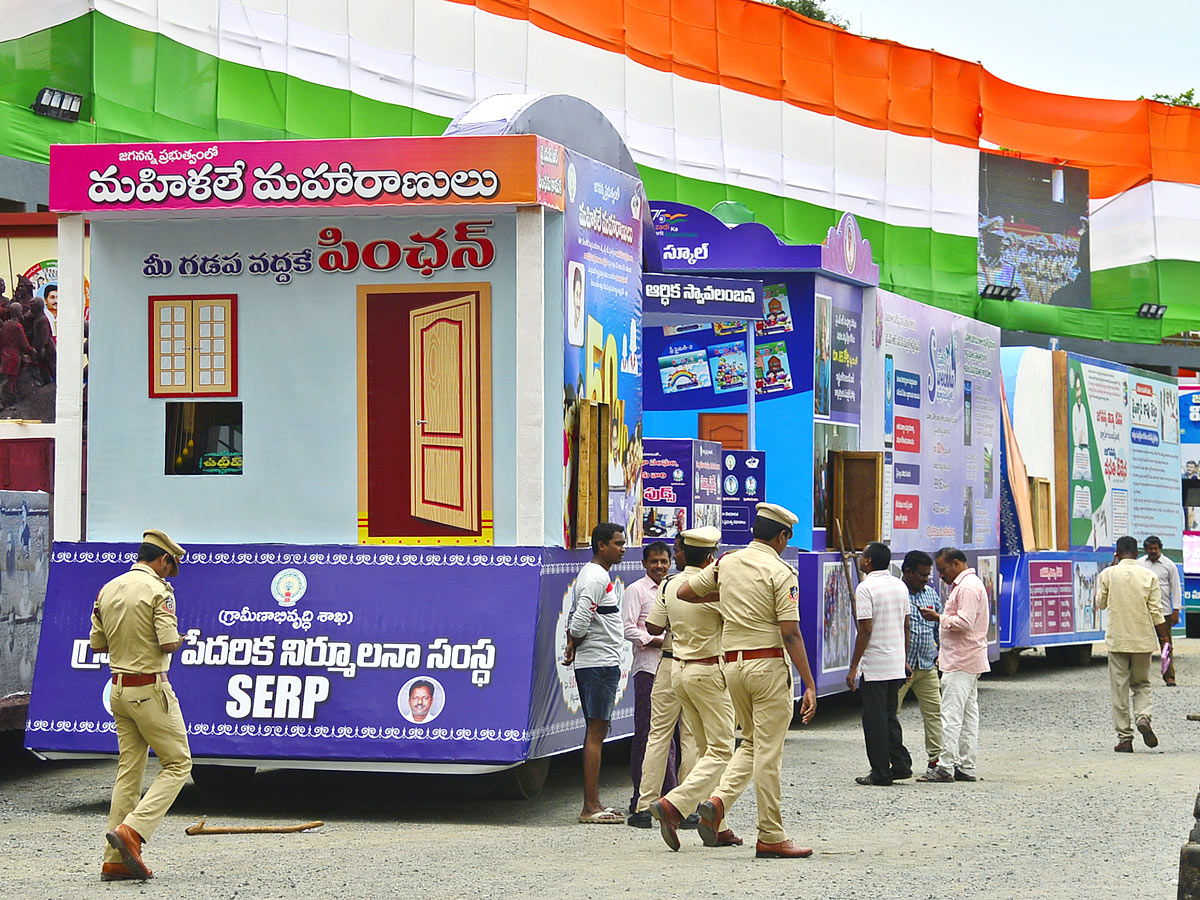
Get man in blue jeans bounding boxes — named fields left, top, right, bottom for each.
left=564, top=522, right=628, bottom=823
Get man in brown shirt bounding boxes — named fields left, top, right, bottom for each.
left=90, top=529, right=191, bottom=881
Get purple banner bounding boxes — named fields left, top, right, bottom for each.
left=642, top=438, right=722, bottom=540
left=28, top=544, right=548, bottom=764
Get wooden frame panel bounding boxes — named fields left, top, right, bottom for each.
left=356, top=282, right=492, bottom=545
left=828, top=450, right=883, bottom=549
left=148, top=293, right=238, bottom=398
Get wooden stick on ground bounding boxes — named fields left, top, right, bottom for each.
left=186, top=818, right=324, bottom=836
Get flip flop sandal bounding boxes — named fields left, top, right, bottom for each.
left=579, top=808, right=624, bottom=824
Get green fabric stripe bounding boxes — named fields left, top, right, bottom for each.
left=1, top=12, right=1198, bottom=342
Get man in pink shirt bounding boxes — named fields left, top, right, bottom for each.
left=622, top=541, right=675, bottom=821
left=917, top=547, right=990, bottom=783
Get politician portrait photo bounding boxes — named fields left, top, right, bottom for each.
left=398, top=675, right=446, bottom=725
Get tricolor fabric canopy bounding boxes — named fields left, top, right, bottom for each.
left=2, top=0, right=1199, bottom=342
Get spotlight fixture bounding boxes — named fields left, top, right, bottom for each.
left=1137, top=303, right=1167, bottom=319
left=31, top=87, right=83, bottom=122
left=980, top=283, right=1020, bottom=301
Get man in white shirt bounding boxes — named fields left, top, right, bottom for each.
left=1138, top=535, right=1181, bottom=686
left=847, top=542, right=912, bottom=786
left=622, top=541, right=675, bottom=823
left=564, top=522, right=627, bottom=823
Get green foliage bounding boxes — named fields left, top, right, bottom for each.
left=768, top=0, right=848, bottom=29
left=1140, top=88, right=1198, bottom=107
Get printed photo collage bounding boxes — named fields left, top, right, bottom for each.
left=657, top=284, right=795, bottom=397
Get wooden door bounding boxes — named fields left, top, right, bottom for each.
left=410, top=296, right=479, bottom=530
left=698, top=412, right=748, bottom=450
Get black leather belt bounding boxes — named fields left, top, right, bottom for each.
left=660, top=651, right=674, bottom=660
left=596, top=605, right=619, bottom=614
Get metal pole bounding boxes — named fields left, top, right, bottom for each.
left=745, top=321, right=756, bottom=450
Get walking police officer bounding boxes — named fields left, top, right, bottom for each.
left=90, top=529, right=192, bottom=881
left=677, top=503, right=818, bottom=858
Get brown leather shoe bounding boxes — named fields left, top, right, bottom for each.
left=1114, top=740, right=1133, bottom=753
left=1136, top=716, right=1159, bottom=748
left=755, top=839, right=814, bottom=859
left=100, top=861, right=153, bottom=882
left=696, top=796, right=724, bottom=848
left=105, top=824, right=150, bottom=879
left=715, top=829, right=744, bottom=847
left=649, top=797, right=683, bottom=852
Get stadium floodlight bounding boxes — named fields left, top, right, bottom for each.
left=31, top=87, right=83, bottom=122
left=980, top=283, right=1020, bottom=301
left=1137, top=303, right=1167, bottom=319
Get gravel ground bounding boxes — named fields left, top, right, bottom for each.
left=2, top=641, right=1198, bottom=900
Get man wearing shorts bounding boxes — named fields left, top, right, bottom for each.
left=564, top=522, right=628, bottom=823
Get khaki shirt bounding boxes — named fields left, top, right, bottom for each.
left=1098, top=558, right=1164, bottom=654
left=89, top=562, right=182, bottom=674
left=686, top=541, right=799, bottom=651
left=643, top=574, right=676, bottom=655
left=647, top=565, right=723, bottom=660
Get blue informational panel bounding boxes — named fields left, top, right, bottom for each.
left=720, top=450, right=766, bottom=546
left=999, top=550, right=1115, bottom=648
left=27, top=544, right=643, bottom=765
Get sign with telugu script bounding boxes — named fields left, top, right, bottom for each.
left=199, top=453, right=242, bottom=475
left=49, top=136, right=552, bottom=214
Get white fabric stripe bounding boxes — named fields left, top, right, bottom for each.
left=62, top=0, right=983, bottom=237
left=0, top=0, right=88, bottom=42
left=1091, top=181, right=1200, bottom=269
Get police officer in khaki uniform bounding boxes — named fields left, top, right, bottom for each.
left=677, top=503, right=818, bottom=858
left=645, top=526, right=742, bottom=851
left=90, top=529, right=192, bottom=882
left=629, top=556, right=697, bottom=826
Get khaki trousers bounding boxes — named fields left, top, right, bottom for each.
left=897, top=666, right=943, bottom=765
left=104, top=681, right=192, bottom=863
left=713, top=657, right=792, bottom=844
left=662, top=661, right=734, bottom=828
left=636, top=658, right=695, bottom=812
left=1108, top=651, right=1152, bottom=741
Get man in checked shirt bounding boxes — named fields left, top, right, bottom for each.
left=895, top=550, right=943, bottom=778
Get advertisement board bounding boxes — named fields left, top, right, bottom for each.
left=49, top=136, right=547, bottom=214
left=641, top=438, right=722, bottom=541
left=1000, top=551, right=1110, bottom=647
left=1127, top=371, right=1180, bottom=544
left=1181, top=385, right=1200, bottom=531
left=642, top=273, right=814, bottom=412
left=1067, top=354, right=1181, bottom=552
left=860, top=290, right=1001, bottom=553
left=1066, top=356, right=1129, bottom=549
left=562, top=151, right=645, bottom=544
left=28, top=545, right=549, bottom=763
left=30, top=545, right=645, bottom=764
